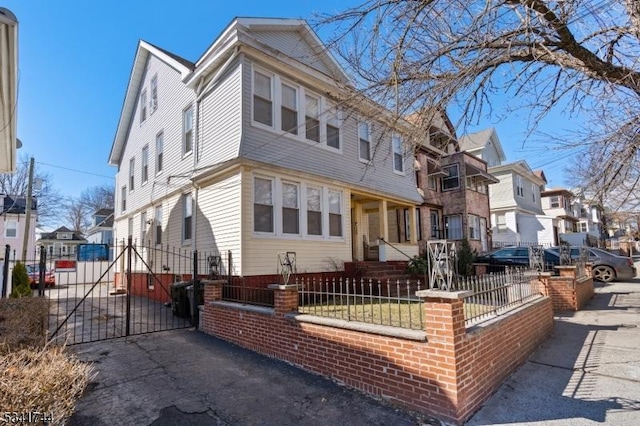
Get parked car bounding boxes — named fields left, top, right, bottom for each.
left=25, top=264, right=55, bottom=288
left=475, top=246, right=560, bottom=271
left=547, top=246, right=636, bottom=283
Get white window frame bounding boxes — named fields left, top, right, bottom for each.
left=253, top=69, right=274, bottom=127
left=254, top=176, right=275, bottom=234
left=140, top=211, right=147, bottom=244
left=468, top=214, right=481, bottom=240
left=281, top=181, right=300, bottom=234
left=392, top=134, right=404, bottom=174
left=154, top=205, right=163, bottom=245
left=328, top=189, right=343, bottom=238
left=531, top=183, right=537, bottom=202
left=140, top=89, right=147, bottom=123
left=444, top=215, right=463, bottom=240
left=129, top=157, right=135, bottom=192
left=442, top=164, right=460, bottom=191
left=182, top=105, right=194, bottom=156
left=550, top=196, right=560, bottom=208
left=304, top=93, right=320, bottom=143
left=4, top=220, right=17, bottom=238
left=121, top=186, right=127, bottom=213
left=182, top=193, right=193, bottom=243
left=325, top=102, right=341, bottom=151
left=358, top=122, right=372, bottom=162
left=150, top=74, right=158, bottom=113
left=141, top=145, right=149, bottom=185
left=496, top=214, right=507, bottom=234
left=515, top=175, right=524, bottom=198
left=306, top=186, right=323, bottom=236
left=280, top=81, right=299, bottom=135
left=155, top=131, right=164, bottom=175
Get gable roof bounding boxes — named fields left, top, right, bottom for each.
left=459, top=128, right=506, bottom=162
left=39, top=226, right=86, bottom=241
left=108, top=40, right=194, bottom=166
left=1, top=194, right=37, bottom=214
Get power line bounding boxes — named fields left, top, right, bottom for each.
left=35, top=161, right=114, bottom=180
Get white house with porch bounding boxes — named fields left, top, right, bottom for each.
left=109, top=18, right=437, bottom=279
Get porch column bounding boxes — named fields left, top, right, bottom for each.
left=378, top=200, right=388, bottom=261
left=353, top=202, right=364, bottom=261
left=409, top=206, right=417, bottom=244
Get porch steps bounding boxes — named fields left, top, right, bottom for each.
left=345, top=261, right=424, bottom=297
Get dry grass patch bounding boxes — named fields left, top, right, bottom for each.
left=0, top=297, right=93, bottom=423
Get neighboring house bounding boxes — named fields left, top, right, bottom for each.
left=37, top=226, right=87, bottom=259
left=0, top=8, right=19, bottom=173
left=458, top=128, right=506, bottom=167
left=557, top=195, right=606, bottom=246
left=0, top=194, right=38, bottom=261
left=485, top=161, right=550, bottom=246
left=414, top=113, right=498, bottom=253
left=85, top=208, right=114, bottom=245
left=109, top=18, right=436, bottom=280
left=541, top=188, right=578, bottom=244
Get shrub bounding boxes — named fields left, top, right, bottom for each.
left=407, top=255, right=428, bottom=275
left=457, top=238, right=476, bottom=276
left=0, top=297, right=49, bottom=351
left=10, top=262, right=32, bottom=298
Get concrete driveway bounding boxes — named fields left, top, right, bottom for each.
left=67, top=330, right=429, bottom=426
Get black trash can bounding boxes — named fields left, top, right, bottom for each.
left=170, top=281, right=192, bottom=318
left=186, top=281, right=205, bottom=323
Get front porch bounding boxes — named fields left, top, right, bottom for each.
left=350, top=191, right=420, bottom=262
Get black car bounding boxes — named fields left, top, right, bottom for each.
left=475, top=246, right=560, bottom=271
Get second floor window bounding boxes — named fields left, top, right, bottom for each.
left=140, top=89, right=147, bottom=123
left=326, top=106, right=340, bottom=149
left=253, top=70, right=273, bottom=126
left=515, top=175, right=524, bottom=197
left=155, top=205, right=163, bottom=245
left=305, top=95, right=320, bottom=142
left=254, top=177, right=274, bottom=233
left=150, top=75, right=158, bottom=112
left=281, top=83, right=298, bottom=135
left=183, top=193, right=192, bottom=242
left=129, top=158, right=135, bottom=191
left=141, top=145, right=149, bottom=184
left=121, top=186, right=127, bottom=213
left=4, top=220, right=17, bottom=238
left=359, top=122, right=371, bottom=161
left=183, top=106, right=193, bottom=155
left=442, top=164, right=459, bottom=190
left=392, top=134, right=404, bottom=173
left=155, top=132, right=164, bottom=174
left=550, top=196, right=560, bottom=208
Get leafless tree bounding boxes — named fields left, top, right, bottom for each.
left=0, top=154, right=63, bottom=226
left=78, top=184, right=114, bottom=214
left=319, top=0, right=640, bottom=210
left=64, top=199, right=90, bottom=233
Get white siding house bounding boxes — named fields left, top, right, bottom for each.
left=109, top=18, right=428, bottom=278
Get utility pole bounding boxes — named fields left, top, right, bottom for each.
left=21, top=157, right=34, bottom=261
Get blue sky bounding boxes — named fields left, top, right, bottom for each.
left=5, top=0, right=574, bottom=202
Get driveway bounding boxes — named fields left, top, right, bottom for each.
left=68, top=330, right=429, bottom=426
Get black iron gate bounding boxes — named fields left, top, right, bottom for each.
left=46, top=238, right=207, bottom=345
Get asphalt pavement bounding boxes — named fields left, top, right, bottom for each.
left=67, top=269, right=640, bottom=426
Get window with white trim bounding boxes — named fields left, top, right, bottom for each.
left=155, top=132, right=164, bottom=174
left=140, top=211, right=147, bottom=244
left=359, top=122, right=371, bottom=161
left=155, top=205, right=162, bottom=245
left=281, top=83, right=298, bottom=135
left=307, top=186, right=322, bottom=236
left=140, top=89, right=147, bottom=123
left=129, top=158, right=135, bottom=192
left=4, top=220, right=17, bottom=238
left=183, top=193, right=192, bottom=242
left=150, top=74, right=158, bottom=112
left=579, top=222, right=588, bottom=232
left=254, top=177, right=274, bottom=233
left=515, top=174, right=524, bottom=197
left=550, top=196, right=560, bottom=208
left=183, top=106, right=193, bottom=155
left=253, top=70, right=273, bottom=126
left=121, top=186, right=127, bottom=213
left=442, top=164, right=459, bottom=190
left=141, top=145, right=149, bottom=184
left=430, top=210, right=440, bottom=238
left=282, top=182, right=300, bottom=234
left=496, top=214, right=507, bottom=233
left=329, top=190, right=343, bottom=237
left=326, top=104, right=340, bottom=149
left=444, top=215, right=462, bottom=240
left=392, top=134, right=404, bottom=173
left=531, top=183, right=537, bottom=202
left=305, top=94, right=320, bottom=142
left=468, top=214, right=480, bottom=240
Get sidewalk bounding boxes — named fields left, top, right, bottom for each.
left=467, top=278, right=640, bottom=425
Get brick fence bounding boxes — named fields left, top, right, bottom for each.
left=537, top=266, right=594, bottom=311
left=202, top=280, right=554, bottom=424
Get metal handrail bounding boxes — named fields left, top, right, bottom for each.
left=378, top=237, right=414, bottom=261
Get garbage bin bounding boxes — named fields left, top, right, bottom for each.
left=170, top=281, right=192, bottom=318
left=186, top=281, right=205, bottom=320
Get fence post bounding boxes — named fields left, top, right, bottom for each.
left=126, top=236, right=132, bottom=337
left=268, top=284, right=299, bottom=317
left=38, top=245, right=46, bottom=297
left=192, top=250, right=199, bottom=329
left=227, top=250, right=232, bottom=287
left=1, top=244, right=9, bottom=298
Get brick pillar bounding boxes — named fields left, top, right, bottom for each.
left=415, top=289, right=472, bottom=422
left=473, top=263, right=489, bottom=276
left=535, top=272, right=551, bottom=297
left=268, top=284, right=299, bottom=317
left=203, top=279, right=224, bottom=303
left=555, top=265, right=577, bottom=279
left=585, top=262, right=593, bottom=278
